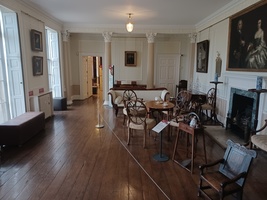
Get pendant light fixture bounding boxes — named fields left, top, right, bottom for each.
left=126, top=13, right=133, bottom=32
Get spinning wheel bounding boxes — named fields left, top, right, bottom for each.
left=176, top=90, right=192, bottom=114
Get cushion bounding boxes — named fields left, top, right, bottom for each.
left=114, top=96, right=123, bottom=104
left=161, top=89, right=170, bottom=101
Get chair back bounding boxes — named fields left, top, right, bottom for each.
left=123, top=89, right=137, bottom=101
left=219, top=139, right=257, bottom=187
left=126, top=100, right=147, bottom=125
left=178, top=80, right=187, bottom=92
left=123, top=90, right=137, bottom=107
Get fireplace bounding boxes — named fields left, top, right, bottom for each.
left=226, top=88, right=257, bottom=142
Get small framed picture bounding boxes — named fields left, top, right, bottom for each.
left=32, top=56, right=43, bottom=76
left=196, top=40, right=209, bottom=73
left=125, top=51, right=137, bottom=66
left=30, top=29, right=43, bottom=51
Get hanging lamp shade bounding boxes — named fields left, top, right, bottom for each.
left=126, top=13, right=133, bottom=32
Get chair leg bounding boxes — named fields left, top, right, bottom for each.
left=143, top=129, right=147, bottom=148
left=127, top=127, right=131, bottom=145
left=115, top=108, right=118, bottom=117
left=202, top=132, right=207, bottom=164
left=172, top=129, right=180, bottom=160
left=237, top=191, right=243, bottom=200
left=198, top=177, right=203, bottom=197
left=123, top=114, right=126, bottom=125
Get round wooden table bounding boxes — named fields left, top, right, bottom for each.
left=145, top=100, right=174, bottom=111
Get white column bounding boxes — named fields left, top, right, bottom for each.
left=62, top=30, right=73, bottom=105
left=146, top=33, right=157, bottom=89
left=188, top=32, right=197, bottom=87
left=102, top=32, right=113, bottom=105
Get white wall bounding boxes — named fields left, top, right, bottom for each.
left=4, top=0, right=265, bottom=130
left=70, top=33, right=191, bottom=89
left=194, top=0, right=267, bottom=130
left=112, top=37, right=147, bottom=84
left=0, top=0, right=63, bottom=111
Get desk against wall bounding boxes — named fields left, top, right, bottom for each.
left=112, top=84, right=146, bottom=90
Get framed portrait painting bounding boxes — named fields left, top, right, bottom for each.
left=196, top=40, right=209, bottom=73
left=32, top=56, right=43, bottom=76
left=125, top=51, right=137, bottom=66
left=30, top=29, right=43, bottom=51
left=227, top=1, right=267, bottom=71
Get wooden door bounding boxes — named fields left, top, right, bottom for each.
left=156, top=54, right=180, bottom=96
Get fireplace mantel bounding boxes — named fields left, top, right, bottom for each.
left=224, top=74, right=267, bottom=130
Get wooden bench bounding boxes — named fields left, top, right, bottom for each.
left=0, top=112, right=45, bottom=146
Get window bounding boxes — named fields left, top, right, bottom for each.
left=45, top=27, right=62, bottom=98
left=0, top=6, right=25, bottom=123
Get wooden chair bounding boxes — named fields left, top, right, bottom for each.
left=198, top=139, right=257, bottom=200
left=122, top=90, right=138, bottom=125
left=201, top=88, right=215, bottom=120
left=126, top=100, right=156, bottom=148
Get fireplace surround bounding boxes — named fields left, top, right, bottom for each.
left=226, top=87, right=257, bottom=142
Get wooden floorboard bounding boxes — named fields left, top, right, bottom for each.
left=0, top=95, right=267, bottom=200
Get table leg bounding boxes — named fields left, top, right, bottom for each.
left=172, top=128, right=180, bottom=160
left=202, top=132, right=207, bottom=163
left=153, top=131, right=169, bottom=162
left=191, top=133, right=195, bottom=173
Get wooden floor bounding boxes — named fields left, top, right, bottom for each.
left=0, top=96, right=267, bottom=200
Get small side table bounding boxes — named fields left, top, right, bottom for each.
left=172, top=122, right=207, bottom=173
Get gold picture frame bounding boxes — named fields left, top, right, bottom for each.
left=227, top=1, right=267, bottom=71
left=125, top=51, right=137, bottom=66
left=32, top=56, right=43, bottom=76
left=196, top=40, right=209, bottom=73
left=30, top=29, right=43, bottom=51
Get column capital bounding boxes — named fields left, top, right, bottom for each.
left=188, top=32, right=197, bottom=43
left=62, top=30, right=70, bottom=42
left=146, top=33, right=157, bottom=43
left=102, top=32, right=113, bottom=42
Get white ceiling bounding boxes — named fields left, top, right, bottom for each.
left=21, top=0, right=236, bottom=34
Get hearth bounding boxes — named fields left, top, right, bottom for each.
left=226, top=88, right=257, bottom=142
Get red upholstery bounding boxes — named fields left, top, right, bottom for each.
left=0, top=112, right=45, bottom=146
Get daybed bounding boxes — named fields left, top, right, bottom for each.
left=108, top=88, right=170, bottom=116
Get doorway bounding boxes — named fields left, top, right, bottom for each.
left=80, top=55, right=102, bottom=100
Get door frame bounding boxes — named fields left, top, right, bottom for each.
left=79, top=53, right=103, bottom=100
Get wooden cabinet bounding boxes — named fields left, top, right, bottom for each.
left=30, top=91, right=53, bottom=119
